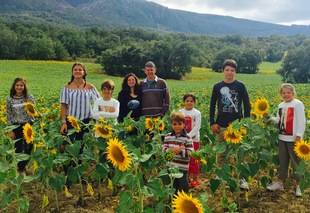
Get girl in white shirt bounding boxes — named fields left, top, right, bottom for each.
left=267, top=83, right=306, bottom=197
left=92, top=80, right=119, bottom=121
left=179, top=93, right=201, bottom=187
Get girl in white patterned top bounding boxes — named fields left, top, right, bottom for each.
left=60, top=62, right=100, bottom=140
left=6, top=77, right=35, bottom=172
left=179, top=93, right=201, bottom=187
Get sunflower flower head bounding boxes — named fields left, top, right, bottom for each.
left=158, top=120, right=165, bottom=131
left=67, top=116, right=81, bottom=132
left=294, top=140, right=310, bottom=161
left=145, top=118, right=154, bottom=131
left=239, top=127, right=247, bottom=137
left=23, top=123, right=34, bottom=144
left=251, top=111, right=261, bottom=121
left=24, top=102, right=38, bottom=117
left=223, top=125, right=243, bottom=144
left=254, top=97, right=269, bottom=115
left=172, top=191, right=204, bottom=213
left=106, top=138, right=132, bottom=172
left=94, top=123, right=113, bottom=139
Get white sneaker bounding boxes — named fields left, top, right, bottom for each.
left=267, top=182, right=284, bottom=191
left=240, top=178, right=249, bottom=190
left=295, top=185, right=302, bottom=197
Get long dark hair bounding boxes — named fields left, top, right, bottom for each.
left=10, top=77, right=28, bottom=98
left=68, top=62, right=87, bottom=85
left=121, top=73, right=140, bottom=95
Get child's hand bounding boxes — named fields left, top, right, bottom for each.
left=295, top=136, right=301, bottom=142
left=9, top=131, right=15, bottom=139
left=211, top=124, right=220, bottom=134
left=172, top=145, right=185, bottom=154
left=108, top=107, right=116, bottom=113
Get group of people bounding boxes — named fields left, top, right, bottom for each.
left=6, top=59, right=306, bottom=197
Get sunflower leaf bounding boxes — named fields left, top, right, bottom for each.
left=210, top=179, right=221, bottom=193
left=16, top=153, right=30, bottom=162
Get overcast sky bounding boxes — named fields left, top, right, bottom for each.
left=149, top=0, right=310, bottom=26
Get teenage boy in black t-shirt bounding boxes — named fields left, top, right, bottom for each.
left=209, top=59, right=251, bottom=189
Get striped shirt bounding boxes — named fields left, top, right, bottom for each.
left=163, top=131, right=193, bottom=171
left=60, top=87, right=100, bottom=120
left=141, top=76, right=170, bottom=117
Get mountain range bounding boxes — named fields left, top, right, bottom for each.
left=1, top=0, right=310, bottom=36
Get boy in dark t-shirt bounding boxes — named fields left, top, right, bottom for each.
left=209, top=59, right=251, bottom=189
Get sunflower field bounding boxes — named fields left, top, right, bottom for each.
left=0, top=60, right=310, bottom=212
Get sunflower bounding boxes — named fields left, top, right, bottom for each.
left=294, top=140, right=310, bottom=161
left=239, top=127, right=247, bottom=137
left=33, top=141, right=45, bottom=152
left=223, top=126, right=243, bottom=144
left=145, top=118, right=154, bottom=131
left=24, top=102, right=38, bottom=117
left=125, top=125, right=134, bottom=133
left=254, top=98, right=269, bottom=115
left=172, top=191, right=204, bottom=213
left=94, top=123, right=113, bottom=139
left=158, top=120, right=165, bottom=131
left=250, top=111, right=261, bottom=121
left=67, top=116, right=81, bottom=132
left=106, top=138, right=132, bottom=171
left=23, top=123, right=34, bottom=144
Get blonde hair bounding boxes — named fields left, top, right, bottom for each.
left=170, top=111, right=185, bottom=123
left=280, top=83, right=296, bottom=96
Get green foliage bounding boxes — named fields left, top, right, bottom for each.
left=98, top=39, right=193, bottom=79
left=278, top=41, right=310, bottom=83
left=211, top=47, right=262, bottom=74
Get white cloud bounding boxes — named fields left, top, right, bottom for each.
left=149, top=0, right=310, bottom=25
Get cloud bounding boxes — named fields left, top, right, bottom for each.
left=149, top=0, right=310, bottom=25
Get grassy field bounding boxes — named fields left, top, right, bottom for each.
left=0, top=60, right=309, bottom=109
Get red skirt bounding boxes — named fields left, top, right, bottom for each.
left=189, top=141, right=200, bottom=177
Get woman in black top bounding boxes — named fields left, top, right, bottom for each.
left=117, top=73, right=142, bottom=122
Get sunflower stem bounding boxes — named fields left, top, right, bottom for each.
left=78, top=174, right=85, bottom=206
left=135, top=165, right=144, bottom=212
left=54, top=190, right=60, bottom=212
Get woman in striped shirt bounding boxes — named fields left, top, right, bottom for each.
left=60, top=62, right=100, bottom=141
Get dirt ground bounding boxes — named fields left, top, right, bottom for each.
left=4, top=178, right=310, bottom=213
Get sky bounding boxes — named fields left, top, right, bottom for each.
left=149, top=0, right=310, bottom=26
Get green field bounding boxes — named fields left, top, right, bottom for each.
left=0, top=60, right=309, bottom=110
left=1, top=60, right=310, bottom=212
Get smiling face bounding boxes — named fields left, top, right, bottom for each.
left=144, top=66, right=156, bottom=80
left=184, top=96, right=195, bottom=110
left=172, top=121, right=185, bottom=135
left=72, top=64, right=85, bottom=80
left=102, top=87, right=113, bottom=100
left=223, top=65, right=236, bottom=82
left=127, top=76, right=137, bottom=88
left=281, top=87, right=294, bottom=102
left=14, top=80, right=25, bottom=96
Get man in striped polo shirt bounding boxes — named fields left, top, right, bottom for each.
left=163, top=112, right=193, bottom=193
left=141, top=61, right=170, bottom=117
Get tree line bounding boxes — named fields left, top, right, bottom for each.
left=0, top=19, right=309, bottom=81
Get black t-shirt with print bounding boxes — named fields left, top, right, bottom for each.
left=209, top=80, right=251, bottom=127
